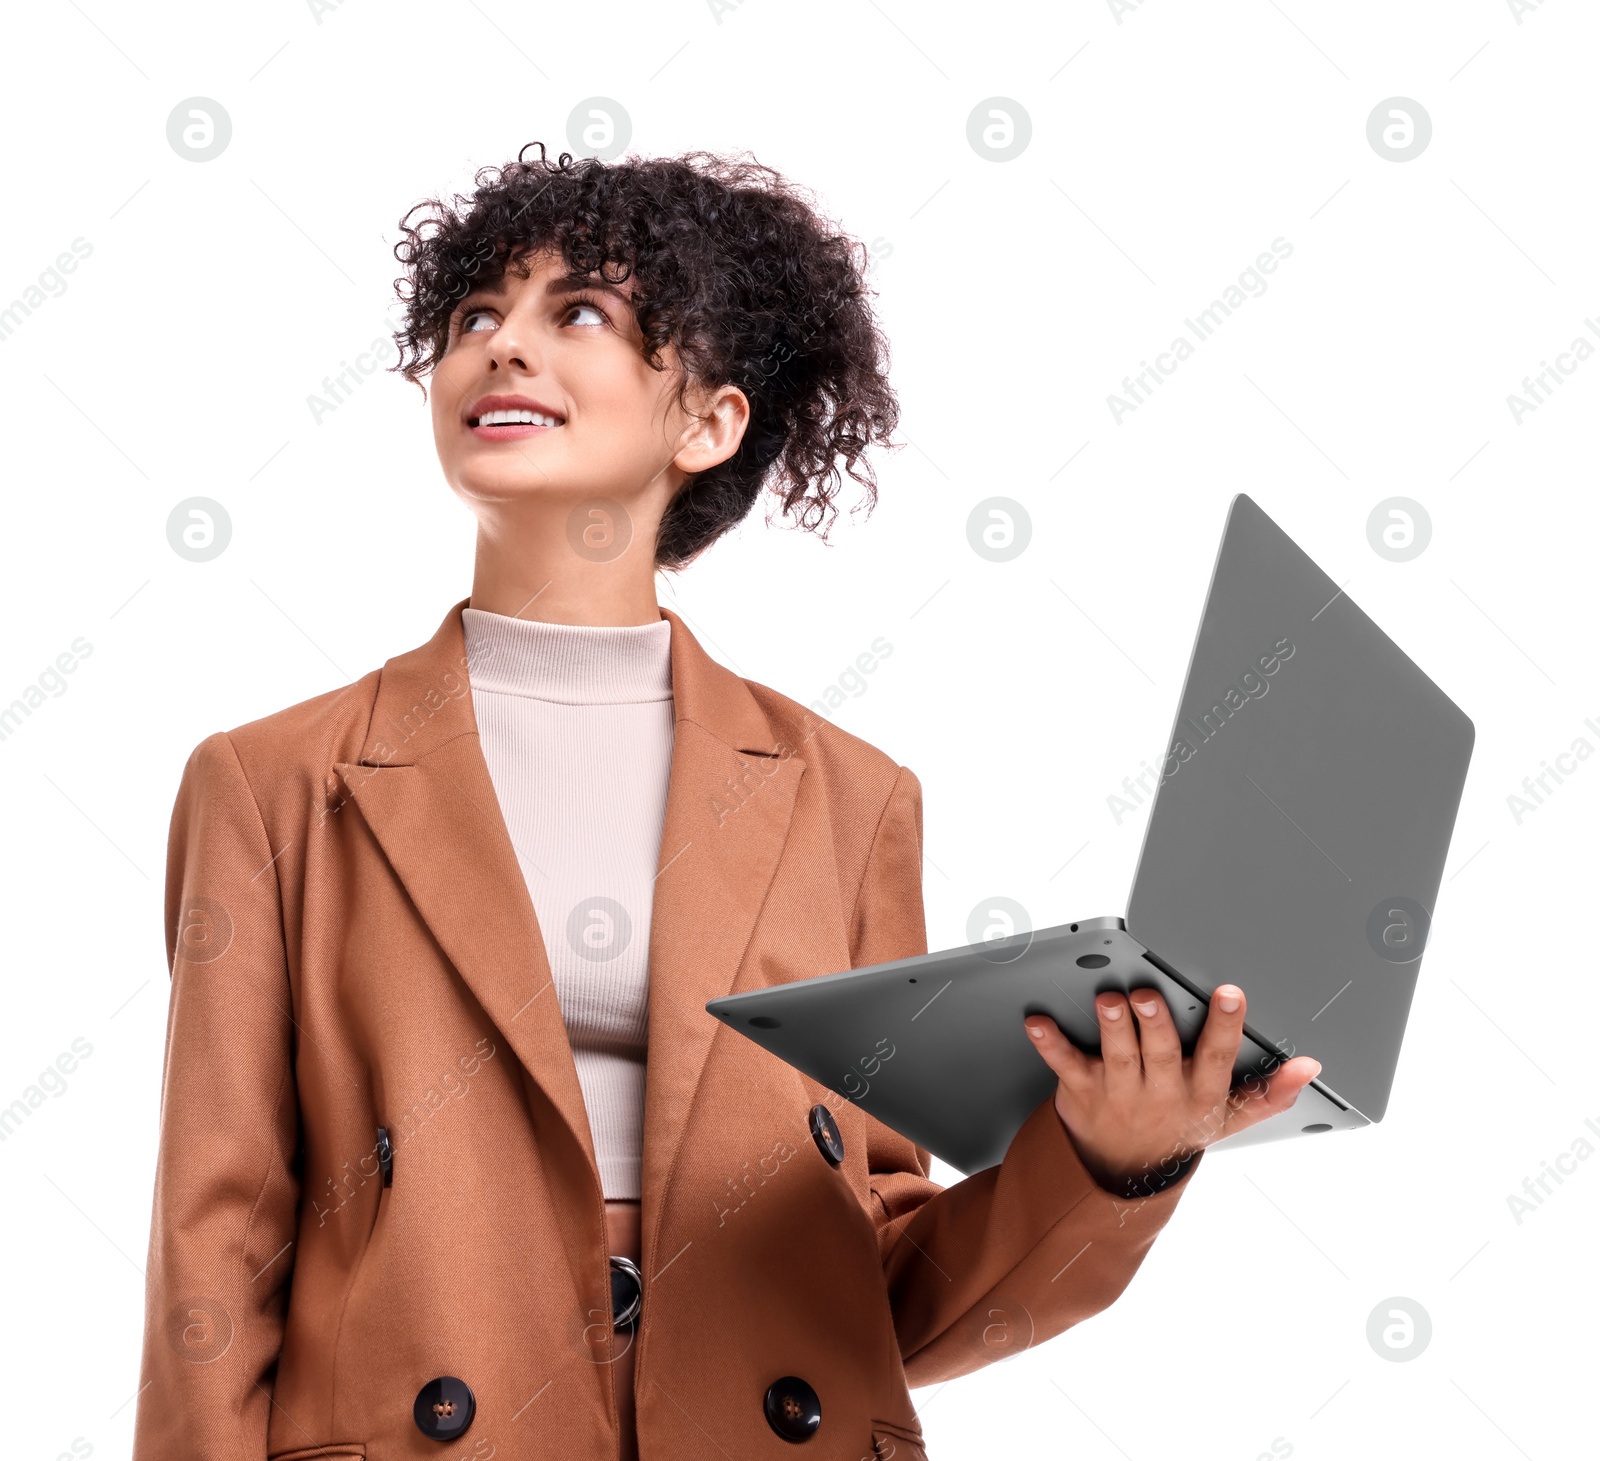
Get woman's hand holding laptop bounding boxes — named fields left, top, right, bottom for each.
left=1024, top=986, right=1323, bottom=1194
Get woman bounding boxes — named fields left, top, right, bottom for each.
left=132, top=143, right=1319, bottom=1461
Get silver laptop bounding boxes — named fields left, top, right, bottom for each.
left=706, top=495, right=1474, bottom=1175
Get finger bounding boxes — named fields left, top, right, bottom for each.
left=1023, top=1013, right=1098, bottom=1097
left=1192, top=983, right=1247, bottom=1107
left=1094, top=991, right=1143, bottom=1095
left=1127, top=987, right=1182, bottom=1090
left=1219, top=1056, right=1322, bottom=1137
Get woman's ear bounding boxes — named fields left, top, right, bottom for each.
left=673, top=382, right=750, bottom=475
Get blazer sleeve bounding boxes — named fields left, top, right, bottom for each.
left=131, top=732, right=302, bottom=1461
left=849, top=764, right=1203, bottom=1389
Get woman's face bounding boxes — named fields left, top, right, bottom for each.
left=428, top=246, right=713, bottom=521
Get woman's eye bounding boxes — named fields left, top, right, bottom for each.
left=460, top=308, right=496, bottom=334
left=567, top=301, right=606, bottom=327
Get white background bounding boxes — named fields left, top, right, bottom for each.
left=1, top=1, right=1595, bottom=1458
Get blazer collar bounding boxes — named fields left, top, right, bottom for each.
left=347, top=595, right=783, bottom=767
left=332, top=597, right=806, bottom=1274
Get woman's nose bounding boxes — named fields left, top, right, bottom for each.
left=485, top=314, right=534, bottom=373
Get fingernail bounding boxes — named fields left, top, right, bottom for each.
left=1309, top=1060, right=1322, bottom=1078
left=1217, top=987, right=1241, bottom=1013
left=1132, top=998, right=1159, bottom=1017
left=1100, top=1002, right=1123, bottom=1021
left=1026, top=1020, right=1045, bottom=1039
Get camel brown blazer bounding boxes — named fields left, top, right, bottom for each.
left=131, top=596, right=1203, bottom=1461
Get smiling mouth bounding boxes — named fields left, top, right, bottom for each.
left=469, top=406, right=564, bottom=437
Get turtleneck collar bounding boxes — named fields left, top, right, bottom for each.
left=461, top=606, right=673, bottom=706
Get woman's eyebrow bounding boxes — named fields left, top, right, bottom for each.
left=545, top=273, right=634, bottom=308
left=450, top=283, right=500, bottom=312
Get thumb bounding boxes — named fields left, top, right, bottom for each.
left=1227, top=1055, right=1322, bottom=1129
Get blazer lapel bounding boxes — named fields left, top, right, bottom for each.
left=636, top=606, right=806, bottom=1275
left=332, top=598, right=806, bottom=1258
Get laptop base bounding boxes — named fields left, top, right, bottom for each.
left=708, top=918, right=1369, bottom=1177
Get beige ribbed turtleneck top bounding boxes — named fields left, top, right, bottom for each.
left=461, top=605, right=674, bottom=1200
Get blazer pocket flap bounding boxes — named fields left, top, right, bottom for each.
left=268, top=1446, right=366, bottom=1461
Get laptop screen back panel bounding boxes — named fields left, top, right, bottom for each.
left=1125, top=494, right=1474, bottom=1123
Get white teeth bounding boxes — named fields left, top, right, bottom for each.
left=474, top=408, right=560, bottom=427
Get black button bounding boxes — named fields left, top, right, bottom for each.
left=414, top=1375, right=474, bottom=1441
left=376, top=1125, right=394, bottom=1186
left=764, top=1375, right=821, bottom=1441
left=809, top=1105, right=844, bottom=1166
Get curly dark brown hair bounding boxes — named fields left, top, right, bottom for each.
left=389, top=141, right=902, bottom=572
